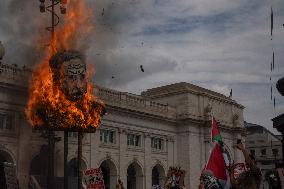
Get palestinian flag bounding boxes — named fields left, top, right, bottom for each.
left=209, top=117, right=231, bottom=189
left=205, top=142, right=227, bottom=180
left=211, top=117, right=222, bottom=144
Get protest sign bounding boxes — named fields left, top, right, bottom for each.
left=83, top=167, right=105, bottom=189
left=233, top=163, right=248, bottom=179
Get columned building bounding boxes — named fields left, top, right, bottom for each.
left=244, top=122, right=282, bottom=188
left=0, top=62, right=245, bottom=189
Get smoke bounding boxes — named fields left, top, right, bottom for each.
left=0, top=0, right=38, bottom=66
left=0, top=0, right=179, bottom=89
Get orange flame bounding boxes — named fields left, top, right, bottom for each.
left=26, top=0, right=104, bottom=132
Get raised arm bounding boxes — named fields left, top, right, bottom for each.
left=237, top=142, right=254, bottom=167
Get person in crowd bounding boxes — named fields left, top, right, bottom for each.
left=229, top=142, right=262, bottom=189
left=198, top=170, right=222, bottom=189
left=116, top=179, right=125, bottom=189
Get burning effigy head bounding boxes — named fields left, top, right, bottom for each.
left=26, top=0, right=105, bottom=132
left=26, top=50, right=105, bottom=132
left=49, top=50, right=87, bottom=101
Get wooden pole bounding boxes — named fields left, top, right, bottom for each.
left=78, top=132, right=83, bottom=189
left=47, top=130, right=55, bottom=189
left=64, top=131, right=68, bottom=189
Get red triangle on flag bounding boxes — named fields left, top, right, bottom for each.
left=205, top=142, right=227, bottom=180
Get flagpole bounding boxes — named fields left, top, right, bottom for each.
left=210, top=110, right=213, bottom=143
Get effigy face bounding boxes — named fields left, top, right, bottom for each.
left=61, top=58, right=87, bottom=101
left=26, top=50, right=105, bottom=132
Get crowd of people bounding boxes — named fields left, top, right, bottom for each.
left=115, top=141, right=281, bottom=189
left=199, top=142, right=262, bottom=189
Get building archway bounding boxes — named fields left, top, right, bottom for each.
left=100, top=159, right=118, bottom=189
left=29, top=145, right=49, bottom=188
left=67, top=158, right=87, bottom=177
left=152, top=164, right=165, bottom=187
left=127, top=162, right=143, bottom=189
left=0, top=149, right=15, bottom=189
left=0, top=150, right=14, bottom=164
left=29, top=155, right=48, bottom=176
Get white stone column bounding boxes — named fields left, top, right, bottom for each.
left=144, top=133, right=152, bottom=189
left=173, top=136, right=178, bottom=165
left=168, top=137, right=175, bottom=167
left=119, top=129, right=127, bottom=186
left=17, top=113, right=32, bottom=189
left=90, top=131, right=100, bottom=167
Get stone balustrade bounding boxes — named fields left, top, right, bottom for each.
left=96, top=86, right=176, bottom=119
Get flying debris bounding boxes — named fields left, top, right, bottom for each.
left=272, top=52, right=275, bottom=70
left=102, top=8, right=105, bottom=16
left=140, top=65, right=144, bottom=72
left=274, top=97, right=276, bottom=109
left=271, top=86, right=273, bottom=100
left=271, top=7, right=273, bottom=38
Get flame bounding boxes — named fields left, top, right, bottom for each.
left=26, top=0, right=104, bottom=131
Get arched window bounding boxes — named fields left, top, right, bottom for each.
left=100, top=159, right=118, bottom=189
left=152, top=164, right=165, bottom=187
left=29, top=155, right=48, bottom=176
left=0, top=150, right=13, bottom=164
left=68, top=158, right=87, bottom=177
left=0, top=149, right=15, bottom=189
left=127, top=162, right=143, bottom=189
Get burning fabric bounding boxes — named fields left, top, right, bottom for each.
left=27, top=50, right=105, bottom=132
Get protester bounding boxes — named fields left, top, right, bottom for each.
left=116, top=179, right=125, bottom=189
left=151, top=185, right=164, bottom=189
left=164, top=166, right=186, bottom=189
left=229, top=142, right=262, bottom=189
left=198, top=170, right=223, bottom=189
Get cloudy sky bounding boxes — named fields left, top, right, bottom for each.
left=0, top=0, right=284, bottom=133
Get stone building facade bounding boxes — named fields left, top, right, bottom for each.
left=0, top=62, right=245, bottom=189
left=245, top=122, right=282, bottom=188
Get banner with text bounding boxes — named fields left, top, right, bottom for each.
left=83, top=167, right=105, bottom=189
